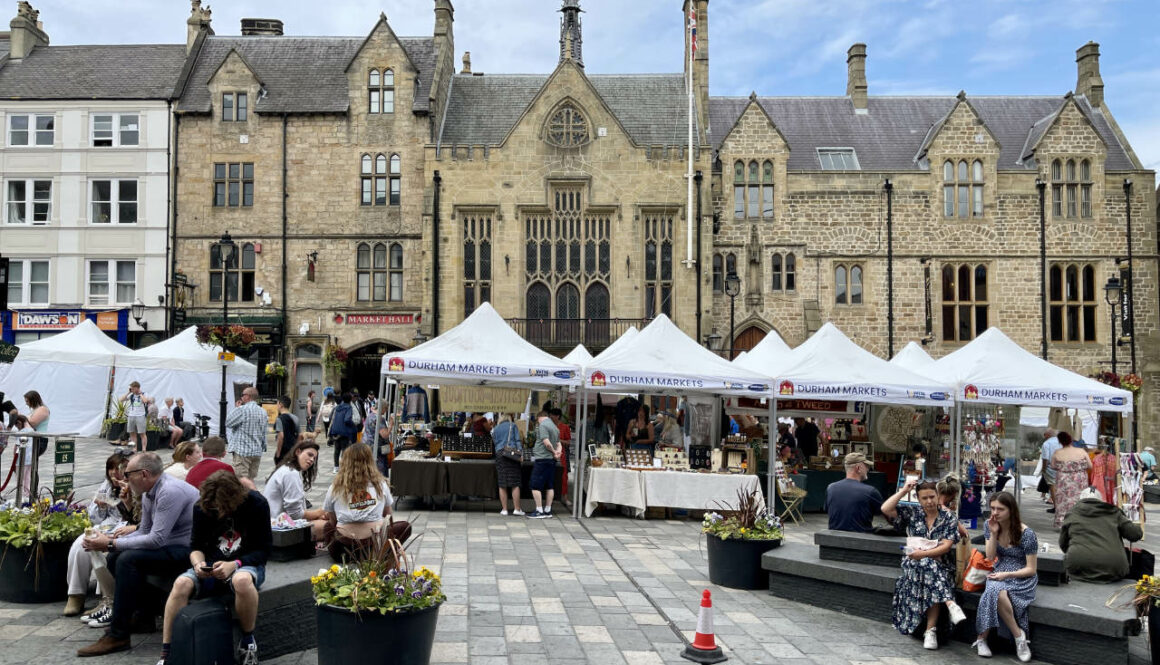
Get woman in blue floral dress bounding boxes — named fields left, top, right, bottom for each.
left=882, top=478, right=961, bottom=650
left=974, top=491, right=1037, bottom=662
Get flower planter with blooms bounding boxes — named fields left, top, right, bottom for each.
left=323, top=346, right=349, bottom=373
left=1122, top=373, right=1144, bottom=394
left=1109, top=574, right=1160, bottom=664
left=702, top=488, right=783, bottom=590
left=195, top=324, right=256, bottom=351
left=0, top=495, right=90, bottom=603
left=264, top=361, right=288, bottom=379
left=311, top=528, right=444, bottom=665
left=1092, top=370, right=1122, bottom=388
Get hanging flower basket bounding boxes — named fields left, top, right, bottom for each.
left=196, top=324, right=256, bottom=351
left=324, top=346, right=349, bottom=372
left=264, top=361, right=289, bottom=379
left=1122, top=373, right=1143, bottom=394
left=1091, top=371, right=1122, bottom=388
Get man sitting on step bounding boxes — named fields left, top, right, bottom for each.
left=824, top=452, right=884, bottom=533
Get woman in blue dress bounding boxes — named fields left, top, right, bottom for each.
left=974, top=490, right=1037, bottom=662
left=881, top=478, right=961, bottom=650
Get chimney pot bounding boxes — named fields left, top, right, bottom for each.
left=241, top=18, right=283, bottom=36
left=846, top=43, right=868, bottom=112
left=8, top=1, right=48, bottom=60
left=461, top=51, right=471, bottom=74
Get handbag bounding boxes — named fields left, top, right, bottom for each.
left=497, top=425, right=523, bottom=462
left=961, top=548, right=995, bottom=592
left=1126, top=546, right=1155, bottom=580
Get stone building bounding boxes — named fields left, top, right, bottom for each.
left=14, top=0, right=1149, bottom=437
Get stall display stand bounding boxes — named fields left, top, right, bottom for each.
left=1115, top=437, right=1146, bottom=529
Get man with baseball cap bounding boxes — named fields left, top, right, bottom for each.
left=824, top=452, right=883, bottom=533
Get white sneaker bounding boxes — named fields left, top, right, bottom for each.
left=1014, top=633, right=1031, bottom=662
left=332, top=466, right=338, bottom=474
left=972, top=639, right=992, bottom=658
left=512, top=509, right=525, bottom=516
left=923, top=629, right=938, bottom=650
left=80, top=599, right=109, bottom=623
left=500, top=510, right=509, bottom=516
left=947, top=602, right=967, bottom=626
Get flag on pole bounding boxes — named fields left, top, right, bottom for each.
left=689, top=9, right=697, bottom=53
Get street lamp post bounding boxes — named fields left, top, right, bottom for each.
left=724, top=271, right=740, bottom=359
left=218, top=232, right=236, bottom=437
left=1104, top=276, right=1121, bottom=375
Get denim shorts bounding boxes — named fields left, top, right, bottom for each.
left=180, top=564, right=265, bottom=597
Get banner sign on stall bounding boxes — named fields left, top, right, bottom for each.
left=438, top=386, right=530, bottom=414
left=587, top=368, right=768, bottom=396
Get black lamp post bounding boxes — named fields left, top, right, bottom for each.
left=218, top=232, right=236, bottom=437
left=1099, top=275, right=1118, bottom=376
left=724, top=271, right=740, bottom=359
left=704, top=329, right=723, bottom=353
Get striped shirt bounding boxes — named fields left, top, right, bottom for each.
left=226, top=401, right=268, bottom=458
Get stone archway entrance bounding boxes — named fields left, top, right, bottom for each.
left=733, top=326, right=768, bottom=359
left=342, top=341, right=403, bottom=396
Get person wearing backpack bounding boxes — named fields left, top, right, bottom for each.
left=327, top=393, right=358, bottom=474
left=273, top=396, right=300, bottom=465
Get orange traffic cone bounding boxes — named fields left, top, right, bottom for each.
left=681, top=589, right=727, bottom=663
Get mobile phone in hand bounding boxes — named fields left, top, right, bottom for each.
left=200, top=563, right=214, bottom=572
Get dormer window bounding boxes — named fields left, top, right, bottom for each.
left=544, top=102, right=589, bottom=148
left=222, top=92, right=248, bottom=122
left=369, top=69, right=395, bottom=114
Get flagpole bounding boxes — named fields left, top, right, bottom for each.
left=684, top=8, right=695, bottom=270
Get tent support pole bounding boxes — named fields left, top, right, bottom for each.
left=767, top=394, right=777, bottom=510
left=575, top=389, right=589, bottom=519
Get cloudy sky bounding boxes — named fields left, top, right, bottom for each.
left=28, top=0, right=1160, bottom=172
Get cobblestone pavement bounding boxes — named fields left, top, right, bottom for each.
left=1, top=437, right=1152, bottom=665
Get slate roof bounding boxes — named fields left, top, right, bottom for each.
left=440, top=73, right=697, bottom=147
left=0, top=44, right=185, bottom=99
left=709, top=94, right=1135, bottom=171
left=175, top=35, right=436, bottom=114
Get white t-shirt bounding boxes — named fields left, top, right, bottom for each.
left=323, top=481, right=392, bottom=525
left=125, top=393, right=147, bottom=418
left=263, top=465, right=307, bottom=519
left=158, top=404, right=173, bottom=423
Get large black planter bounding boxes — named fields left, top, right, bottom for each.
left=706, top=535, right=782, bottom=590
left=145, top=430, right=165, bottom=451
left=1150, top=602, right=1160, bottom=665
left=317, top=602, right=441, bottom=665
left=0, top=541, right=71, bottom=603
left=105, top=421, right=126, bottom=442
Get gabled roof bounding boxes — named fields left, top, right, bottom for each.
left=176, top=35, right=435, bottom=114
left=0, top=44, right=186, bottom=99
left=1019, top=93, right=1106, bottom=162
left=708, top=95, right=1136, bottom=171
left=913, top=92, right=1000, bottom=163
left=439, top=72, right=697, bottom=147
left=717, top=92, right=790, bottom=150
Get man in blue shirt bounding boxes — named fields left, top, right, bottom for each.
left=824, top=452, right=884, bottom=533
left=1041, top=429, right=1061, bottom=512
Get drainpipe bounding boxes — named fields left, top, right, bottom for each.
left=167, top=104, right=176, bottom=339
left=432, top=170, right=442, bottom=337
left=1036, top=178, right=1047, bottom=359
left=1123, top=179, right=1137, bottom=375
left=281, top=114, right=289, bottom=362
left=884, top=178, right=894, bottom=357
left=695, top=170, right=703, bottom=344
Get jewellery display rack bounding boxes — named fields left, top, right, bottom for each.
left=689, top=445, right=712, bottom=470
left=658, top=450, right=690, bottom=471
left=440, top=433, right=494, bottom=460
left=624, top=449, right=655, bottom=469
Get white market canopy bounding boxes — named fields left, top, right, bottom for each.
left=736, top=323, right=956, bottom=407
left=113, top=326, right=259, bottom=433
left=381, top=302, right=581, bottom=388
left=562, top=344, right=594, bottom=366
left=890, top=341, right=937, bottom=373
left=931, top=327, right=1133, bottom=412
left=590, top=326, right=638, bottom=363
left=0, top=319, right=131, bottom=436
left=583, top=315, right=771, bottom=396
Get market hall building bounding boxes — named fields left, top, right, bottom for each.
left=5, top=1, right=1153, bottom=438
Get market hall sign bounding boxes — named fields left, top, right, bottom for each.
left=336, top=313, right=415, bottom=325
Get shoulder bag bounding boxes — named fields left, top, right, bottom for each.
left=497, top=425, right=523, bottom=462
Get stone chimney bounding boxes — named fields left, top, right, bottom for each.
left=461, top=51, right=471, bottom=74
left=434, top=0, right=454, bottom=39
left=241, top=18, right=283, bottom=36
left=9, top=1, right=49, bottom=61
left=559, top=0, right=583, bottom=68
left=1076, top=41, right=1104, bottom=107
left=847, top=43, right=868, bottom=112
left=186, top=0, right=213, bottom=54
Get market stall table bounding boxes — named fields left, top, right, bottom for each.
left=391, top=457, right=564, bottom=508
left=389, top=459, right=448, bottom=497
left=584, top=467, right=647, bottom=517
left=641, top=471, right=764, bottom=511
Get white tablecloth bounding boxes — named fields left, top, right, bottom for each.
left=585, top=467, right=647, bottom=517
left=641, top=471, right=765, bottom=511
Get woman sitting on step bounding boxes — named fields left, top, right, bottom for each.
left=881, top=477, right=961, bottom=651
